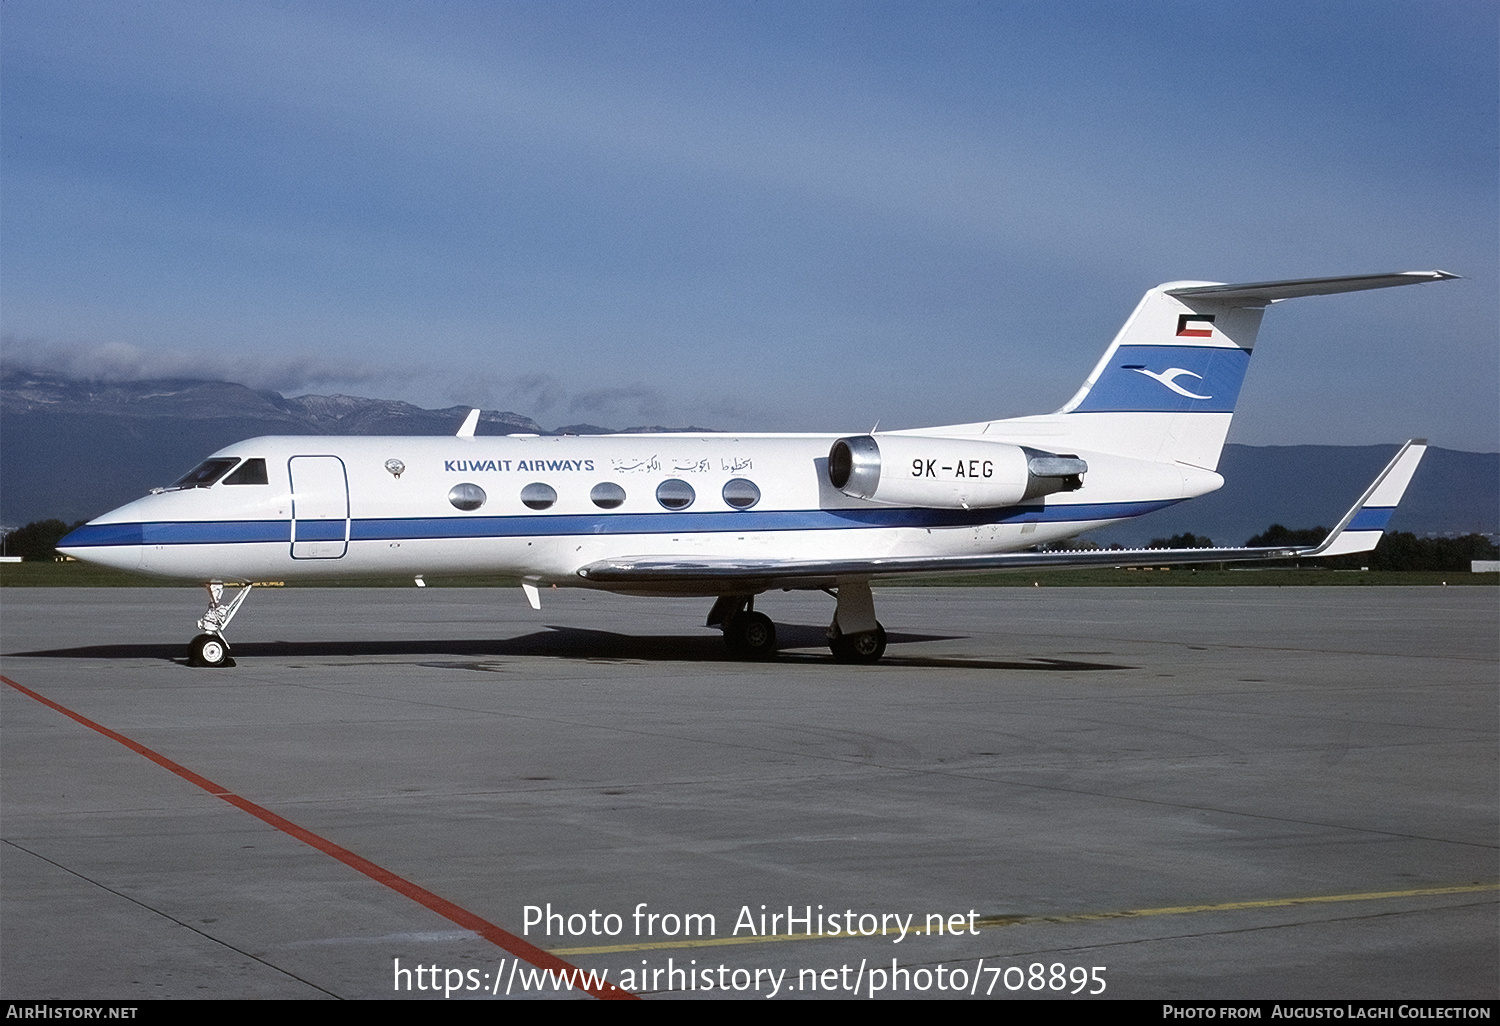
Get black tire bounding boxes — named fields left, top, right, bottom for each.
left=829, top=623, right=886, bottom=663
left=724, top=611, right=777, bottom=659
left=189, top=633, right=235, bottom=668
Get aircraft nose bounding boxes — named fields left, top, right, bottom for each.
left=56, top=521, right=146, bottom=572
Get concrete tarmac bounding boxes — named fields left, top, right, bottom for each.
left=2, top=586, right=1495, bottom=1000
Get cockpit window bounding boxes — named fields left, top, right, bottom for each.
left=169, top=459, right=239, bottom=489
left=222, top=458, right=268, bottom=485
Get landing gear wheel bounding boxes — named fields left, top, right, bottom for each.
left=189, top=633, right=235, bottom=668
left=829, top=623, right=886, bottom=663
left=723, top=611, right=777, bottom=659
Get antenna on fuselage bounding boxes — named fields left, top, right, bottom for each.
left=456, top=409, right=481, bottom=438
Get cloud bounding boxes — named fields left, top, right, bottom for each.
left=442, top=372, right=671, bottom=424
left=2, top=336, right=724, bottom=431
left=569, top=383, right=668, bottom=423
left=0, top=335, right=397, bottom=396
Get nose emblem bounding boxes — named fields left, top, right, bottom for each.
left=385, top=459, right=405, bottom=479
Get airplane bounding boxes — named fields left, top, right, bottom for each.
left=57, top=271, right=1455, bottom=667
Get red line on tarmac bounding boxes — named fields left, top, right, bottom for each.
left=2, top=674, right=636, bottom=1000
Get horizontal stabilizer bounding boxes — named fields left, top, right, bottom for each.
left=1165, top=271, right=1458, bottom=304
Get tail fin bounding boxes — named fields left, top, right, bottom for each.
left=988, top=271, right=1456, bottom=471
left=1055, top=281, right=1264, bottom=469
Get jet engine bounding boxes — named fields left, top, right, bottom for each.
left=827, top=435, right=1086, bottom=509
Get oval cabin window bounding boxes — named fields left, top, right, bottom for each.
left=655, top=479, right=695, bottom=510
left=721, top=478, right=760, bottom=509
left=448, top=482, right=487, bottom=511
left=590, top=482, right=626, bottom=509
left=520, top=482, right=557, bottom=510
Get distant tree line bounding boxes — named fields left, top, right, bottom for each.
left=1, top=519, right=86, bottom=561
left=1326, top=531, right=1498, bottom=571
left=1065, top=525, right=1496, bottom=571
left=1245, top=525, right=1325, bottom=547
left=1149, top=533, right=1213, bottom=548
left=1247, top=524, right=1497, bottom=571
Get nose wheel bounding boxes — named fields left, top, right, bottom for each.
left=187, top=583, right=251, bottom=668
left=189, top=632, right=235, bottom=668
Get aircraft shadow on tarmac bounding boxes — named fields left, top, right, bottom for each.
left=9, top=623, right=1134, bottom=671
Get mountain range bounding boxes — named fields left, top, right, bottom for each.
left=2, top=369, right=1495, bottom=544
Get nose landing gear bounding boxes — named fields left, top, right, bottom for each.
left=188, top=583, right=251, bottom=667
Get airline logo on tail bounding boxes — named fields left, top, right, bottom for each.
left=1128, top=366, right=1213, bottom=400
left=1072, top=344, right=1248, bottom=414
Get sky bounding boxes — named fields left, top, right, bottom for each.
left=2, top=0, right=1495, bottom=448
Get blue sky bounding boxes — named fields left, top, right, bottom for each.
left=3, top=0, right=1495, bottom=448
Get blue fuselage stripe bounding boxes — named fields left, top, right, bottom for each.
left=295, top=520, right=348, bottom=542
left=59, top=500, right=1179, bottom=549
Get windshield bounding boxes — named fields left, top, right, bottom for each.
left=222, top=458, right=268, bottom=485
left=169, top=458, right=240, bottom=490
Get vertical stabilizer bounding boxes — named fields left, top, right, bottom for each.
left=981, top=271, right=1456, bottom=471
left=1047, top=283, right=1265, bottom=469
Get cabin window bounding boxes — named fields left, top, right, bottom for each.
left=520, top=482, right=557, bottom=510
left=222, top=458, right=269, bottom=485
left=590, top=482, right=626, bottom=509
left=448, top=482, right=487, bottom=511
left=721, top=478, right=760, bottom=509
left=655, top=478, right=695, bottom=510
left=169, top=458, right=239, bottom=489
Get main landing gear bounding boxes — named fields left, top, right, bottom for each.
left=707, top=595, right=778, bottom=659
left=824, top=579, right=886, bottom=663
left=188, top=582, right=251, bottom=668
left=828, top=622, right=887, bottom=663
left=707, top=580, right=887, bottom=663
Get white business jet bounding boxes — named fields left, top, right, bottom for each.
left=59, top=271, right=1453, bottom=667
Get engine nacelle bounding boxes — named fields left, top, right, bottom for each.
left=827, top=435, right=1086, bottom=509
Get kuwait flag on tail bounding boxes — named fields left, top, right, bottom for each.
left=1176, top=313, right=1215, bottom=337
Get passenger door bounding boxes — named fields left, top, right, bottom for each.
left=289, top=455, right=349, bottom=559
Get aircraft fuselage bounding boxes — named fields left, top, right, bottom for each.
left=69, top=432, right=1216, bottom=594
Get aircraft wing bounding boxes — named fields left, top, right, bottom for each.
left=576, top=440, right=1427, bottom=588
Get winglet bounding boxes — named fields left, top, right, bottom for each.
left=456, top=409, right=481, bottom=438
left=1302, top=440, right=1428, bottom=558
